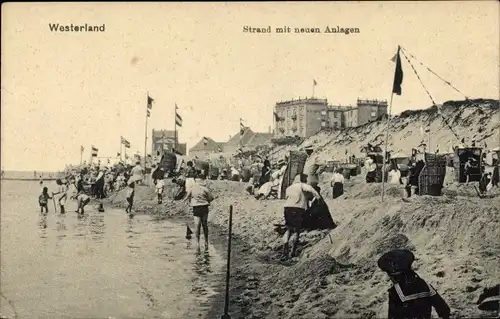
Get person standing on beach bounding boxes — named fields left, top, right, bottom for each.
left=303, top=144, right=323, bottom=194
left=377, top=249, right=451, bottom=319
left=184, top=161, right=197, bottom=194
left=94, top=168, right=106, bottom=199
left=330, top=169, right=345, bottom=199
left=125, top=180, right=135, bottom=217
left=464, top=158, right=472, bottom=185
left=183, top=174, right=214, bottom=250
left=152, top=166, right=165, bottom=204
left=52, top=179, right=68, bottom=214
left=282, top=173, right=321, bottom=258
left=130, top=161, right=144, bottom=185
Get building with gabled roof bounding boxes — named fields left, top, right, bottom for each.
left=189, top=136, right=224, bottom=158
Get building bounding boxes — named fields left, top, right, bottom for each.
left=151, top=129, right=186, bottom=155
left=274, top=98, right=328, bottom=138
left=188, top=137, right=225, bottom=158
left=274, top=97, right=388, bottom=136
left=222, top=127, right=273, bottom=155
left=355, top=99, right=388, bottom=126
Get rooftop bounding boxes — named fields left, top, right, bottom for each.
left=276, top=97, right=328, bottom=106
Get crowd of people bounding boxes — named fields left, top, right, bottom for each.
left=33, top=144, right=499, bottom=319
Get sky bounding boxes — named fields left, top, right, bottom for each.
left=1, top=1, right=499, bottom=171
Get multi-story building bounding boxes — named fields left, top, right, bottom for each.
left=274, top=98, right=328, bottom=138
left=274, top=97, right=388, bottom=136
left=355, top=99, right=388, bottom=126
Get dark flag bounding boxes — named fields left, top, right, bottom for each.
left=392, top=46, right=403, bottom=95
left=274, top=111, right=280, bottom=122
left=117, top=152, right=121, bottom=157
left=460, top=137, right=465, bottom=144
left=147, top=94, right=154, bottom=109
left=91, top=145, right=98, bottom=157
left=203, top=136, right=208, bottom=146
left=147, top=109, right=151, bottom=117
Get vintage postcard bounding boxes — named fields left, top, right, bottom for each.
left=1, top=2, right=499, bottom=319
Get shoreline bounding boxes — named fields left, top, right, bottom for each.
left=105, top=186, right=257, bottom=319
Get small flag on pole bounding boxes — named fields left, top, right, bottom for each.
left=147, top=109, right=151, bottom=117
left=240, top=118, right=245, bottom=135
left=117, top=152, right=121, bottom=157
left=91, top=145, right=98, bottom=157
left=147, top=94, right=154, bottom=109
left=121, top=136, right=131, bottom=148
left=203, top=136, right=208, bottom=146
left=81, top=145, right=84, bottom=153
left=175, top=104, right=183, bottom=127
left=392, top=46, right=403, bottom=95
left=313, top=79, right=317, bottom=86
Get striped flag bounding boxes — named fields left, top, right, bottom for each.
left=147, top=109, right=151, bottom=117
left=175, top=104, right=183, bottom=127
left=80, top=145, right=84, bottom=153
left=240, top=118, right=245, bottom=135
left=147, top=94, right=154, bottom=109
left=203, top=136, right=208, bottom=146
left=91, top=145, right=98, bottom=157
left=121, top=136, right=131, bottom=148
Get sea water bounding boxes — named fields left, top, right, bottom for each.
left=0, top=180, right=225, bottom=319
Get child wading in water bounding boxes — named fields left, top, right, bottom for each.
left=183, top=174, right=214, bottom=250
left=38, top=187, right=52, bottom=214
left=125, top=180, right=135, bottom=217
left=52, top=179, right=68, bottom=214
left=76, top=191, right=91, bottom=215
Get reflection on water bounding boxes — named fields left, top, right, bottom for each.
left=38, top=214, right=48, bottom=240
left=89, top=213, right=105, bottom=243
left=1, top=181, right=226, bottom=319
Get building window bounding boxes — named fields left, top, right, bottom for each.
left=371, top=112, right=377, bottom=117
left=321, top=121, right=326, bottom=127
left=321, top=110, right=327, bottom=115
left=334, top=112, right=338, bottom=118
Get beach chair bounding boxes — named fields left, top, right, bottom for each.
left=268, top=184, right=279, bottom=199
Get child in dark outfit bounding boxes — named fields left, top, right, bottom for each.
left=38, top=187, right=52, bottom=214
left=378, top=249, right=451, bottom=319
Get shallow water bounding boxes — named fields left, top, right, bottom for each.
left=0, top=181, right=225, bottom=319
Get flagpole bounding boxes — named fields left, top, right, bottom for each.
left=120, top=138, right=123, bottom=162
left=80, top=146, right=83, bottom=166
left=174, top=104, right=177, bottom=152
left=381, top=46, right=401, bottom=203
left=312, top=83, right=315, bottom=98
left=144, top=92, right=148, bottom=167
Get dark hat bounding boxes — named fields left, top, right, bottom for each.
left=377, top=249, right=415, bottom=275
left=478, top=296, right=500, bottom=312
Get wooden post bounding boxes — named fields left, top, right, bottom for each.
left=221, top=205, right=233, bottom=319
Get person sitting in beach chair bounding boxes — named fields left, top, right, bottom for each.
left=255, top=160, right=287, bottom=200
left=378, top=249, right=451, bottom=319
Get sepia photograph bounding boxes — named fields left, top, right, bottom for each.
left=1, top=2, right=499, bottom=318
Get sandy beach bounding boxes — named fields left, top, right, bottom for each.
left=107, top=172, right=500, bottom=319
